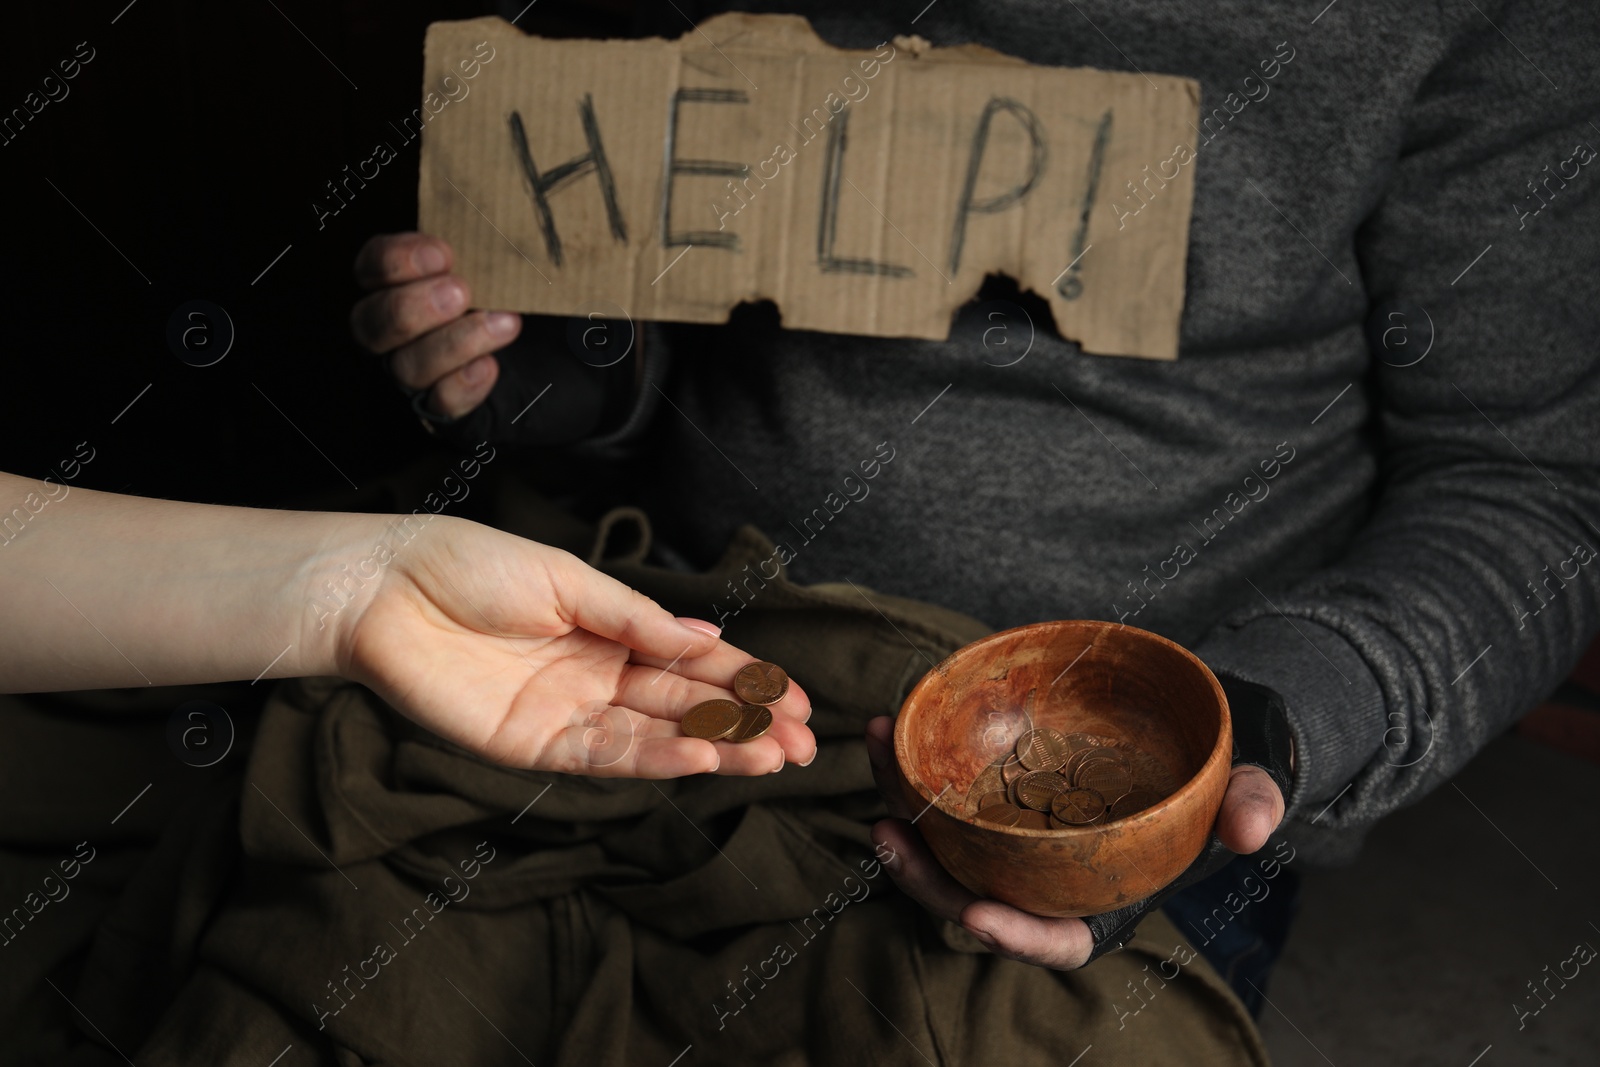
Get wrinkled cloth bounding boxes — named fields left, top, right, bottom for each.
left=471, top=0, right=1600, bottom=866
left=0, top=473, right=1266, bottom=1066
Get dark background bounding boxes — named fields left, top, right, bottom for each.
left=3, top=0, right=639, bottom=509
left=7, top=8, right=1600, bottom=1064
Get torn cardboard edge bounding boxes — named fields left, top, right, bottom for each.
left=418, top=14, right=1200, bottom=359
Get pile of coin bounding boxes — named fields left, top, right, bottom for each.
left=961, top=727, right=1173, bottom=829
left=680, top=660, right=789, bottom=743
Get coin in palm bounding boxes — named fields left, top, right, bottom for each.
left=681, top=699, right=744, bottom=741
left=726, top=704, right=774, bottom=743
left=734, top=661, right=790, bottom=705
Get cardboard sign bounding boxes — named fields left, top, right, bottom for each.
left=418, top=14, right=1200, bottom=359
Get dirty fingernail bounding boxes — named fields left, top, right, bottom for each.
left=414, top=244, right=447, bottom=275
left=433, top=278, right=466, bottom=314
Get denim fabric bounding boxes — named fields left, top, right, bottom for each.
left=1162, top=854, right=1302, bottom=1017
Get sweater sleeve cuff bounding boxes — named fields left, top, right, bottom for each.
left=1192, top=615, right=1386, bottom=820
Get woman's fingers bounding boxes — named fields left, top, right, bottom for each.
left=353, top=232, right=454, bottom=290
left=575, top=730, right=787, bottom=779
left=538, top=704, right=791, bottom=778
left=612, top=657, right=739, bottom=715
left=707, top=734, right=789, bottom=775
left=957, top=899, right=1094, bottom=971
left=473, top=539, right=811, bottom=770
left=612, top=664, right=816, bottom=766
left=713, top=717, right=813, bottom=769
left=545, top=554, right=722, bottom=662
left=627, top=736, right=724, bottom=778
left=630, top=643, right=813, bottom=723
left=551, top=711, right=720, bottom=778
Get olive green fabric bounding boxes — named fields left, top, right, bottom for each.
left=0, top=472, right=1268, bottom=1066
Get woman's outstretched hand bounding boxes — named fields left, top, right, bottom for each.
left=335, top=516, right=816, bottom=777
left=0, top=471, right=812, bottom=780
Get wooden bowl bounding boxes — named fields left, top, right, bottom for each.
left=892, top=620, right=1231, bottom=917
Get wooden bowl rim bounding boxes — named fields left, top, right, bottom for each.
left=893, top=619, right=1233, bottom=838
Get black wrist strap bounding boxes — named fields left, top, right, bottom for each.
left=1082, top=674, right=1293, bottom=962
left=1221, top=675, right=1295, bottom=801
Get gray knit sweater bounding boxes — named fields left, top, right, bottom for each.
left=501, top=0, right=1600, bottom=863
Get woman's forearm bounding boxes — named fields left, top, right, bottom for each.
left=0, top=472, right=383, bottom=692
